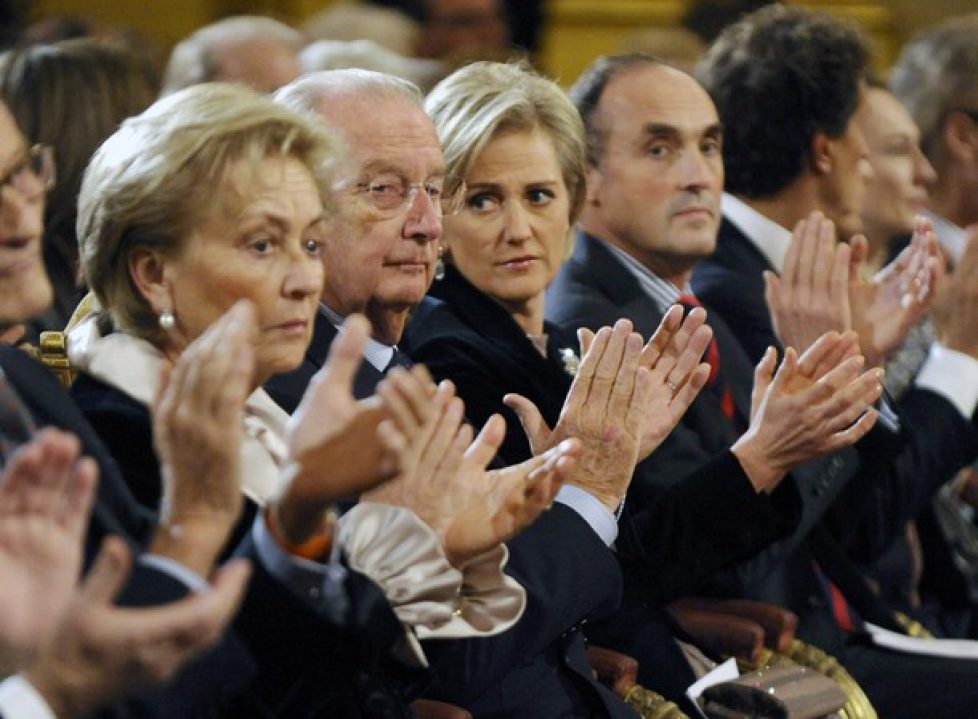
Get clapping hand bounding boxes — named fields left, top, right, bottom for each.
left=273, top=314, right=405, bottom=545
left=365, top=367, right=578, bottom=566
left=26, top=536, right=250, bottom=719
left=150, top=299, right=255, bottom=576
left=504, top=319, right=652, bottom=513
left=731, top=331, right=881, bottom=492
left=0, top=430, right=96, bottom=676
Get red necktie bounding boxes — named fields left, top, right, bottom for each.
left=677, top=293, right=736, bottom=421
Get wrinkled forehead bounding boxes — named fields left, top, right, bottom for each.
left=324, top=95, right=446, bottom=179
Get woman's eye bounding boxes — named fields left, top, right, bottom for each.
left=248, top=238, right=272, bottom=254
left=467, top=194, right=499, bottom=212
left=304, top=238, right=324, bottom=255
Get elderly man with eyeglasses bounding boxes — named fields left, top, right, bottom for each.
left=266, top=68, right=664, bottom=719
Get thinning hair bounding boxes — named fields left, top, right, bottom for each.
left=274, top=67, right=424, bottom=118
left=568, top=53, right=666, bottom=167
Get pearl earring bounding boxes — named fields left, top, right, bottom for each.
left=159, top=310, right=176, bottom=331
left=434, top=245, right=446, bottom=281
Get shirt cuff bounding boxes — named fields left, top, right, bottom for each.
left=138, top=554, right=209, bottom=592
left=555, top=484, right=618, bottom=546
left=252, top=515, right=349, bottom=619
left=915, top=342, right=978, bottom=419
left=0, top=675, right=57, bottom=719
left=876, top=395, right=901, bottom=433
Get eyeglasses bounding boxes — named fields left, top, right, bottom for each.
left=353, top=174, right=467, bottom=218
left=0, top=145, right=55, bottom=199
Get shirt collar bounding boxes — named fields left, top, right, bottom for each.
left=722, top=192, right=792, bottom=272
left=319, top=303, right=394, bottom=372
left=600, top=238, right=687, bottom=311
left=923, top=208, right=968, bottom=264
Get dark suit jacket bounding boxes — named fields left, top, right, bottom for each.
left=693, top=218, right=978, bottom=554
left=64, top=355, right=419, bottom=718
left=266, top=299, right=636, bottom=719
left=266, top=306, right=384, bottom=415
left=405, top=263, right=800, bottom=602
left=546, top=232, right=911, bottom=656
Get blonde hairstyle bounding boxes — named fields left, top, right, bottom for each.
left=78, top=82, right=342, bottom=342
left=425, top=61, right=587, bottom=223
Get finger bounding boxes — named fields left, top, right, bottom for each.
left=464, top=414, right=506, bottom=470
left=606, top=331, right=643, bottom=423
left=564, top=326, right=612, bottom=419
left=578, top=327, right=596, bottom=357
left=588, top=319, right=633, bottom=412
left=79, top=536, right=133, bottom=604
left=764, top=270, right=782, bottom=318
left=671, top=363, right=710, bottom=418
left=641, top=305, right=684, bottom=369
left=848, top=233, right=869, bottom=283
left=768, top=346, right=799, bottom=398
left=829, top=241, right=850, bottom=310
left=819, top=371, right=884, bottom=432
left=416, top=396, right=464, bottom=478
left=796, top=331, right=841, bottom=378
left=502, top=394, right=552, bottom=453
left=782, top=216, right=807, bottom=290
left=60, top=456, right=98, bottom=539
left=796, top=213, right=822, bottom=307
left=321, top=313, right=371, bottom=391
left=812, top=215, right=835, bottom=294
left=662, top=324, right=712, bottom=391
left=825, top=408, right=879, bottom=450
left=0, top=324, right=25, bottom=345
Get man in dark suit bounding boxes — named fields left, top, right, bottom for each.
left=547, top=47, right=978, bottom=717
left=268, top=69, right=647, bottom=718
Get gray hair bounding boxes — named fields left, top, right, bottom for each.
left=274, top=67, right=423, bottom=118
left=890, top=14, right=978, bottom=168
left=162, top=15, right=303, bottom=95
left=299, top=39, right=446, bottom=93
left=78, top=82, right=342, bottom=342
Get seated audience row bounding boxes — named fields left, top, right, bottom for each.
left=3, top=4, right=978, bottom=719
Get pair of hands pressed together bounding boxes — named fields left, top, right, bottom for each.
left=273, top=313, right=580, bottom=568
left=764, top=211, right=942, bottom=369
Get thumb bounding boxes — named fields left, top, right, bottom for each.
left=750, top=346, right=778, bottom=420
left=503, top=393, right=551, bottom=455
left=320, top=313, right=370, bottom=389
left=79, top=536, right=133, bottom=604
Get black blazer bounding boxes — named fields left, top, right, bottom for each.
left=406, top=263, right=800, bottom=602
left=545, top=232, right=918, bottom=656
left=265, top=294, right=635, bottom=719
left=69, top=363, right=422, bottom=718
left=265, top=306, right=384, bottom=415
left=694, top=218, right=978, bottom=553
